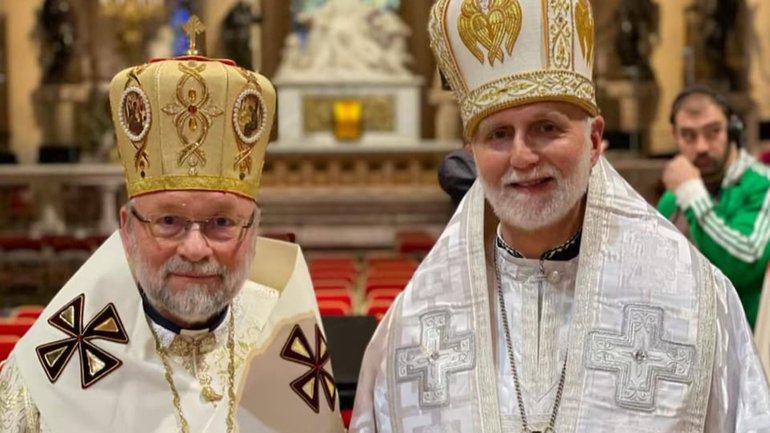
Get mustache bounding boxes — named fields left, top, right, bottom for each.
left=162, top=256, right=224, bottom=277
left=500, top=166, right=559, bottom=184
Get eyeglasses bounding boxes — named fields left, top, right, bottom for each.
left=129, top=207, right=256, bottom=243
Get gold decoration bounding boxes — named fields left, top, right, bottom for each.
left=127, top=175, right=259, bottom=199
left=61, top=306, right=75, bottom=328
left=232, top=68, right=267, bottom=177
left=44, top=347, right=67, bottom=367
left=168, top=333, right=222, bottom=402
left=161, top=61, right=224, bottom=176
left=120, top=66, right=152, bottom=176
left=461, top=70, right=596, bottom=140
left=148, top=312, right=237, bottom=433
left=429, top=0, right=468, bottom=94
left=548, top=0, right=573, bottom=69
left=94, top=318, right=119, bottom=334
left=333, top=100, right=363, bottom=140
left=303, top=95, right=395, bottom=134
left=182, top=15, right=205, bottom=56
left=458, top=0, right=523, bottom=66
left=574, top=0, right=594, bottom=65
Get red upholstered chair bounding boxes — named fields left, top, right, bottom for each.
left=396, top=230, right=437, bottom=255
left=366, top=255, right=417, bottom=268
left=366, top=299, right=394, bottom=321
left=12, top=305, right=44, bottom=320
left=315, top=291, right=353, bottom=308
left=318, top=300, right=352, bottom=316
left=312, top=278, right=354, bottom=292
left=366, top=288, right=402, bottom=304
left=310, top=269, right=357, bottom=284
left=365, top=278, right=409, bottom=295
left=0, top=318, right=36, bottom=338
left=0, top=335, right=18, bottom=362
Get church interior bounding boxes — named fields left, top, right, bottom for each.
left=1, top=0, right=770, bottom=426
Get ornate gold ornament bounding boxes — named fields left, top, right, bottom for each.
left=182, top=15, right=205, bottom=56
left=119, top=67, right=152, bottom=177
left=232, top=69, right=267, bottom=178
left=149, top=312, right=237, bottom=433
left=35, top=294, right=130, bottom=389
left=161, top=61, right=225, bottom=176
left=574, top=0, right=594, bottom=65
left=280, top=324, right=337, bottom=413
left=547, top=0, right=573, bottom=69
left=458, top=0, right=523, bottom=66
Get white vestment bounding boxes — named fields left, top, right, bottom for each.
left=350, top=158, right=770, bottom=433
left=0, top=233, right=345, bottom=433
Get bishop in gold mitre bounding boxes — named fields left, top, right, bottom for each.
left=0, top=16, right=344, bottom=433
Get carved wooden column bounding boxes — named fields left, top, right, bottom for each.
left=647, top=0, right=695, bottom=155
left=0, top=0, right=44, bottom=163
left=747, top=0, right=770, bottom=143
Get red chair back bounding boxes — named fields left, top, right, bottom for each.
left=13, top=305, right=44, bottom=320
left=318, top=300, right=351, bottom=316
left=0, top=318, right=36, bottom=338
left=0, top=335, right=19, bottom=361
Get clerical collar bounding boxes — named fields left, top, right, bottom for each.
left=496, top=225, right=582, bottom=261
left=139, top=287, right=228, bottom=334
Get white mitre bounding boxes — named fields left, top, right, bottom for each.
left=429, top=0, right=599, bottom=141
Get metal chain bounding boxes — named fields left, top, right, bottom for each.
left=495, top=250, right=568, bottom=433
left=149, top=312, right=237, bottom=433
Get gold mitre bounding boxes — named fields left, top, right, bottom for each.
left=108, top=16, right=276, bottom=200
left=429, top=0, right=598, bottom=141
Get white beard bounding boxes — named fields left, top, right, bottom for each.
left=126, top=236, right=254, bottom=325
left=480, top=139, right=592, bottom=232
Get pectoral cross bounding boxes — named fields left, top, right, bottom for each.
left=183, top=15, right=205, bottom=56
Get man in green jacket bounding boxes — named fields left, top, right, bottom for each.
left=658, top=86, right=770, bottom=328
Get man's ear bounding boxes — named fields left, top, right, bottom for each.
left=118, top=206, right=129, bottom=244
left=589, top=115, right=605, bottom=166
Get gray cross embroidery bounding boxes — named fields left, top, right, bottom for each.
left=395, top=310, right=475, bottom=407
left=585, top=304, right=696, bottom=411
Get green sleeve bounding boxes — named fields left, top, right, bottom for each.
left=656, top=190, right=677, bottom=219
left=681, top=181, right=770, bottom=293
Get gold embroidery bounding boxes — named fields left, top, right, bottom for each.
left=161, top=61, right=224, bottom=176
left=574, top=0, right=594, bottom=65
left=0, top=359, right=38, bottom=432
left=44, top=347, right=67, bottom=367
left=127, top=175, right=258, bottom=200
left=120, top=67, right=152, bottom=176
left=60, top=305, right=75, bottom=328
left=232, top=68, right=266, bottom=176
left=429, top=0, right=467, bottom=96
left=458, top=0, right=523, bottom=66
left=548, top=0, right=573, bottom=69
left=94, top=317, right=119, bottom=333
left=461, top=70, right=597, bottom=140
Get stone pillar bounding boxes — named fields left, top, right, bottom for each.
left=646, top=0, right=695, bottom=156
left=202, top=0, right=240, bottom=58
left=747, top=0, right=770, bottom=146
left=251, top=0, right=263, bottom=72
left=0, top=0, right=43, bottom=163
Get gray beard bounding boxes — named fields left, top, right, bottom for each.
left=126, top=236, right=253, bottom=326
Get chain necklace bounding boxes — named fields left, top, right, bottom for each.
left=495, top=250, right=568, bottom=433
left=149, top=312, right=237, bottom=433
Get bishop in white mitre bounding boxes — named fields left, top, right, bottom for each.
left=350, top=1, right=770, bottom=432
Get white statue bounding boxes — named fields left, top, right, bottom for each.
left=148, top=25, right=174, bottom=60
left=276, top=0, right=414, bottom=82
